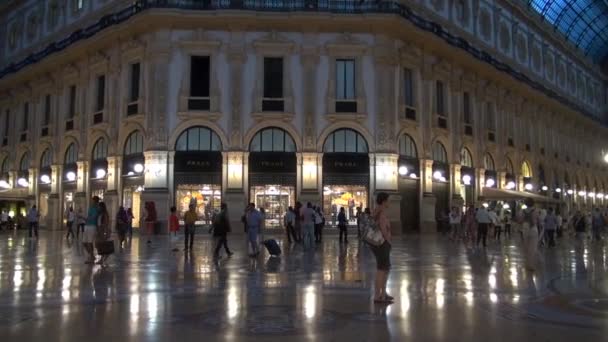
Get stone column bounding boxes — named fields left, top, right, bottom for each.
left=223, top=151, right=246, bottom=231
left=141, top=150, right=170, bottom=234
left=420, top=159, right=436, bottom=233
left=104, top=156, right=122, bottom=231
left=517, top=175, right=525, bottom=192
left=375, top=153, right=401, bottom=234
left=227, top=47, right=245, bottom=149
left=299, top=152, right=321, bottom=205
left=47, top=164, right=62, bottom=230
left=475, top=168, right=486, bottom=207
left=301, top=45, right=318, bottom=152
left=497, top=171, right=507, bottom=189
left=450, top=163, right=463, bottom=208
left=74, top=161, right=88, bottom=213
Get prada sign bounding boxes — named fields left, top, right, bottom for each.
left=323, top=153, right=369, bottom=174
left=174, top=152, right=222, bottom=172
left=249, top=152, right=296, bottom=173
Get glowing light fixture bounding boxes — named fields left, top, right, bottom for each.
left=541, top=185, right=548, bottom=191
left=524, top=183, right=533, bottom=191
left=482, top=202, right=489, bottom=208
left=502, top=203, right=510, bottom=209
left=0, top=180, right=9, bottom=188
left=96, top=169, right=106, bottom=179
left=589, top=192, right=596, bottom=198
left=17, top=177, right=28, bottom=187
left=433, top=171, right=443, bottom=180
left=598, top=193, right=605, bottom=199
left=439, top=176, right=447, bottom=182
left=133, top=163, right=144, bottom=173
left=462, top=174, right=472, bottom=185
left=521, top=204, right=528, bottom=210
left=409, top=173, right=417, bottom=179
left=555, top=188, right=562, bottom=193
left=40, top=174, right=51, bottom=184
left=604, top=153, right=608, bottom=163
left=485, top=178, right=495, bottom=187
left=567, top=189, right=574, bottom=195
left=578, top=191, right=587, bottom=197
left=506, top=181, right=516, bottom=190
left=66, top=171, right=76, bottom=182
left=398, top=166, right=408, bottom=176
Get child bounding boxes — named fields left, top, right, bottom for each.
left=169, top=206, right=179, bottom=252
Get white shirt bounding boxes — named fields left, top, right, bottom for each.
left=449, top=212, right=461, bottom=224
left=0, top=212, right=7, bottom=222
left=488, top=211, right=499, bottom=225
left=475, top=208, right=492, bottom=224
left=284, top=211, right=295, bottom=226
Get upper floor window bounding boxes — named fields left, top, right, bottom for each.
left=455, top=0, right=467, bottom=23
left=26, top=13, right=39, bottom=41
left=436, top=80, right=445, bottom=116
left=8, top=25, right=18, bottom=50
left=95, top=75, right=105, bottom=112
left=43, top=94, right=51, bottom=126
left=463, top=92, right=472, bottom=124
left=68, top=85, right=77, bottom=118
left=486, top=102, right=495, bottom=142
left=3, top=110, right=9, bottom=138
left=129, top=63, right=140, bottom=102
left=262, top=57, right=284, bottom=111
left=22, top=103, right=29, bottom=131
left=335, top=59, right=356, bottom=112
left=250, top=127, right=296, bottom=153
left=403, top=68, right=416, bottom=120
left=47, top=1, right=60, bottom=29
left=189, top=56, right=210, bottom=111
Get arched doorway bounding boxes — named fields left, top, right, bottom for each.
left=63, top=143, right=78, bottom=215
left=122, top=130, right=144, bottom=228
left=460, top=148, right=474, bottom=206
left=38, top=149, right=53, bottom=226
left=398, top=134, right=419, bottom=231
left=505, top=157, right=516, bottom=189
left=17, top=152, right=30, bottom=189
left=90, top=138, right=108, bottom=200
left=322, top=128, right=369, bottom=227
left=248, top=127, right=297, bottom=228
left=432, top=141, right=449, bottom=230
left=174, top=126, right=223, bottom=224
left=521, top=161, right=533, bottom=191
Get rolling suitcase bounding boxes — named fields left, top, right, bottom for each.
left=262, top=239, right=281, bottom=256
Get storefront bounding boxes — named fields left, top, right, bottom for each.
left=122, top=131, right=144, bottom=228
left=248, top=127, right=297, bottom=228
left=38, top=148, right=53, bottom=227
left=174, top=126, right=223, bottom=224
left=397, top=134, right=419, bottom=231
left=322, top=129, right=369, bottom=226
left=432, top=142, right=449, bottom=230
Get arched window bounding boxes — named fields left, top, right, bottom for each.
left=1, top=158, right=9, bottom=175
left=484, top=153, right=495, bottom=171
left=92, top=138, right=108, bottom=161
left=64, top=143, right=77, bottom=165
left=249, top=127, right=296, bottom=152
left=323, top=128, right=368, bottom=153
left=40, top=149, right=52, bottom=168
left=124, top=131, right=144, bottom=156
left=19, top=152, right=30, bottom=171
left=460, top=148, right=473, bottom=167
left=176, top=126, right=222, bottom=152
left=521, top=161, right=532, bottom=178
left=505, top=157, right=514, bottom=175
left=432, top=142, right=448, bottom=163
left=399, top=134, right=417, bottom=158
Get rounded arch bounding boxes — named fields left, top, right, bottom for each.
left=245, top=121, right=301, bottom=153
left=398, top=133, right=418, bottom=158
left=504, top=155, right=515, bottom=174
left=317, top=122, right=374, bottom=153
left=40, top=148, right=53, bottom=168
left=521, top=160, right=533, bottom=178
left=91, top=137, right=108, bottom=161
left=169, top=119, right=229, bottom=152
left=19, top=151, right=30, bottom=171
left=249, top=127, right=296, bottom=152
left=459, top=147, right=473, bottom=167
left=86, top=130, right=115, bottom=161
left=484, top=153, right=495, bottom=171
left=175, top=126, right=223, bottom=152
left=35, top=141, right=54, bottom=168
left=118, top=122, right=146, bottom=156
left=124, top=130, right=144, bottom=157
left=432, top=141, right=448, bottom=164
left=59, top=136, right=80, bottom=164
left=0, top=156, right=9, bottom=175
left=430, top=135, right=451, bottom=163
left=323, top=128, right=368, bottom=153
left=64, top=143, right=78, bottom=166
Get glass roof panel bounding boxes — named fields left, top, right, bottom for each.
left=527, top=0, right=608, bottom=63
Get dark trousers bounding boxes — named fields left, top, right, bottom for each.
left=339, top=224, right=348, bottom=242
left=314, top=223, right=323, bottom=242
left=477, top=223, right=488, bottom=247
left=286, top=223, right=296, bottom=243
left=213, top=235, right=231, bottom=257
left=29, top=222, right=38, bottom=238
left=504, top=224, right=511, bottom=238
left=66, top=221, right=75, bottom=239
left=184, top=224, right=195, bottom=250
left=494, top=225, right=502, bottom=241
left=546, top=229, right=556, bottom=247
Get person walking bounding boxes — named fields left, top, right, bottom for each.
left=503, top=210, right=512, bottom=239
left=212, top=203, right=233, bottom=259
left=83, top=196, right=100, bottom=264
left=183, top=204, right=198, bottom=252
left=76, top=208, right=86, bottom=239
left=592, top=208, right=605, bottom=242
left=96, top=202, right=112, bottom=266
left=338, top=207, right=348, bottom=243
left=66, top=207, right=76, bottom=240
left=144, top=202, right=157, bottom=244
left=126, top=208, right=134, bottom=239
left=294, top=202, right=303, bottom=242
left=475, top=205, right=492, bottom=248
left=544, top=207, right=558, bottom=248
left=116, top=206, right=128, bottom=248
left=245, top=203, right=263, bottom=257
left=449, top=207, right=462, bottom=241
left=314, top=206, right=324, bottom=243
left=371, top=192, right=394, bottom=304
left=27, top=205, right=39, bottom=239
left=284, top=206, right=296, bottom=243
left=301, top=202, right=316, bottom=249
left=0, top=209, right=7, bottom=230
left=464, top=205, right=476, bottom=245
left=517, top=198, right=540, bottom=271
left=488, top=208, right=501, bottom=241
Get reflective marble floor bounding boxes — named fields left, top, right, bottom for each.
left=1, top=228, right=607, bottom=341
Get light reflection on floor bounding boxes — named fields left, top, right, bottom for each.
left=0, top=229, right=607, bottom=341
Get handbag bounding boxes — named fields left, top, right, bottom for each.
left=362, top=217, right=385, bottom=247
left=96, top=240, right=115, bottom=255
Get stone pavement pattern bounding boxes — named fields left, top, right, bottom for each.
left=0, top=229, right=607, bottom=341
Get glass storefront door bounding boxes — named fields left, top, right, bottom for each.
left=176, top=184, right=221, bottom=224
left=250, top=184, right=295, bottom=228
left=323, top=185, right=367, bottom=226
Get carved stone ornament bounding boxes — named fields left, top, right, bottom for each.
left=252, top=31, right=295, bottom=55
left=325, top=32, right=368, bottom=56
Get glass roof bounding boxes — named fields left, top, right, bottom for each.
left=527, top=0, right=608, bottom=63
